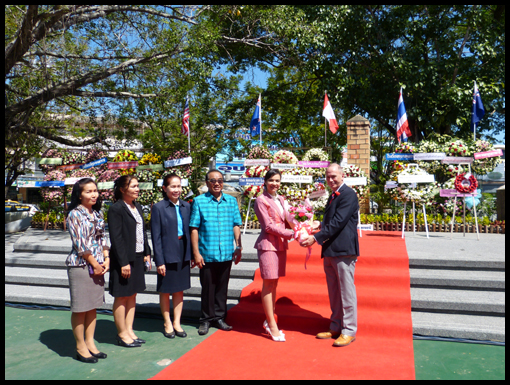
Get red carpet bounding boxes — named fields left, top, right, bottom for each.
left=150, top=231, right=415, bottom=380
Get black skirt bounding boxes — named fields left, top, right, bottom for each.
left=157, top=237, right=191, bottom=294
left=109, top=252, right=146, bottom=297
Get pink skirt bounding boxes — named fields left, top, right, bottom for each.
left=257, top=250, right=287, bottom=279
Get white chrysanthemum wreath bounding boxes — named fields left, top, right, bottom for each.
left=302, top=148, right=329, bottom=177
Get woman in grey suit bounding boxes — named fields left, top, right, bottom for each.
left=151, top=173, right=192, bottom=338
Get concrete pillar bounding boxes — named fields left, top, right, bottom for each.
left=346, top=115, right=370, bottom=214
left=496, top=185, right=505, bottom=221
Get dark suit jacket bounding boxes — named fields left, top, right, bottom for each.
left=108, top=200, right=151, bottom=267
left=314, top=183, right=360, bottom=258
left=150, top=197, right=192, bottom=266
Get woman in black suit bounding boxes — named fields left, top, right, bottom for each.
left=108, top=175, right=151, bottom=348
left=151, top=173, right=191, bottom=338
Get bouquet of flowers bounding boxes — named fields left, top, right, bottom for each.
left=284, top=198, right=315, bottom=269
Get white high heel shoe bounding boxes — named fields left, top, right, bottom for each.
left=264, top=322, right=286, bottom=342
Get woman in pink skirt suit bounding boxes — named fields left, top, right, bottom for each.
left=254, top=169, right=294, bottom=342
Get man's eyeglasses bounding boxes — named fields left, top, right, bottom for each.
left=207, top=179, right=224, bottom=184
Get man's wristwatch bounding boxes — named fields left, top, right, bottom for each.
left=235, top=246, right=242, bottom=250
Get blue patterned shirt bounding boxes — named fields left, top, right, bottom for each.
left=65, top=206, right=109, bottom=266
left=189, top=192, right=243, bottom=262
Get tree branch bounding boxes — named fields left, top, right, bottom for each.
left=72, top=90, right=158, bottom=98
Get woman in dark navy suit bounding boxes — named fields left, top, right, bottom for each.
left=151, top=173, right=191, bottom=338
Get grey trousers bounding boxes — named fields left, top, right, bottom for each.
left=323, top=255, right=358, bottom=337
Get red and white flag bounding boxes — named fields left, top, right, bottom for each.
left=322, top=94, right=339, bottom=134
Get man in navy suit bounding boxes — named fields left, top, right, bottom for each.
left=301, top=163, right=359, bottom=347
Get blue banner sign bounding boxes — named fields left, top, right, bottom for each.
left=81, top=157, right=108, bottom=169
left=385, top=153, right=414, bottom=161
left=216, top=162, right=246, bottom=175
left=239, top=177, right=264, bottom=186
left=36, top=181, right=65, bottom=187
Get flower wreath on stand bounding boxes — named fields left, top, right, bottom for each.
left=62, top=151, right=85, bottom=166
left=302, top=148, right=329, bottom=178
left=471, top=140, right=502, bottom=176
left=389, top=165, right=431, bottom=203
left=454, top=172, right=478, bottom=194
left=97, top=169, right=121, bottom=201
left=280, top=165, right=315, bottom=205
left=437, top=177, right=463, bottom=216
left=416, top=140, right=445, bottom=174
left=247, top=145, right=273, bottom=162
left=139, top=153, right=163, bottom=180
left=342, top=164, right=369, bottom=200
left=272, top=150, right=298, bottom=164
left=40, top=169, right=66, bottom=204
left=39, top=148, right=64, bottom=173
left=395, top=142, right=416, bottom=154
left=241, top=165, right=269, bottom=199
left=113, top=150, right=139, bottom=175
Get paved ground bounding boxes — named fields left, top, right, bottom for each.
left=4, top=305, right=505, bottom=380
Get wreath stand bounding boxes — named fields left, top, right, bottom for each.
left=398, top=164, right=431, bottom=239
left=450, top=163, right=480, bottom=241
left=243, top=197, right=255, bottom=235
left=401, top=200, right=429, bottom=239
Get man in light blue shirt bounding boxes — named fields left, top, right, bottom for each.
left=190, top=169, right=243, bottom=335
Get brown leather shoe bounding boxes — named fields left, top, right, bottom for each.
left=333, top=334, right=356, bottom=347
left=316, top=330, right=341, bottom=339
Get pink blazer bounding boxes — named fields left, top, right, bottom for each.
left=254, top=191, right=294, bottom=251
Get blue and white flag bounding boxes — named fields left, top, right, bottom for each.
left=471, top=81, right=485, bottom=133
left=250, top=94, right=261, bottom=137
left=396, top=87, right=412, bottom=143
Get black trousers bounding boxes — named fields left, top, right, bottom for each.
left=199, top=260, right=232, bottom=323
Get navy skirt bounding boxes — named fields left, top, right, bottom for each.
left=157, top=237, right=191, bottom=294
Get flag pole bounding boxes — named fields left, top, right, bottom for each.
left=259, top=93, right=262, bottom=146
left=188, top=96, right=191, bottom=153
left=324, top=90, right=327, bottom=147
left=473, top=81, right=476, bottom=142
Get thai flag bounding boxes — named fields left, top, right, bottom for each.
left=396, top=87, right=412, bottom=143
left=250, top=94, right=261, bottom=137
left=471, top=81, right=485, bottom=133
left=181, top=97, right=190, bottom=135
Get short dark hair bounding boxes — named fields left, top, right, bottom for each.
left=161, top=173, right=181, bottom=198
left=66, top=178, right=101, bottom=216
left=113, top=175, right=138, bottom=202
left=205, top=169, right=223, bottom=182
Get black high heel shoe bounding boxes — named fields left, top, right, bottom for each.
left=89, top=350, right=107, bottom=359
left=116, top=335, right=141, bottom=348
left=76, top=351, right=98, bottom=363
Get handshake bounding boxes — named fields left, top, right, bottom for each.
left=298, top=220, right=321, bottom=247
